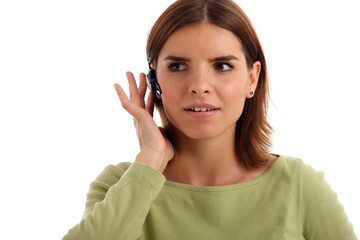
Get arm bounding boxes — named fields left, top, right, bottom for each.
left=299, top=160, right=357, bottom=239
left=63, top=72, right=173, bottom=239
left=63, top=162, right=165, bottom=240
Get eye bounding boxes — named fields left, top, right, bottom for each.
left=214, top=62, right=234, bottom=72
left=168, top=62, right=187, bottom=72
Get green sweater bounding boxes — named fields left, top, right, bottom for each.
left=63, top=155, right=357, bottom=240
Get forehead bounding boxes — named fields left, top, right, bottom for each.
left=158, top=22, right=245, bottom=59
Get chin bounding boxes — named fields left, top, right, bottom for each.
left=184, top=132, right=218, bottom=141
left=173, top=123, right=235, bottom=142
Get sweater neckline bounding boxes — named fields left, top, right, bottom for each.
left=163, top=154, right=283, bottom=192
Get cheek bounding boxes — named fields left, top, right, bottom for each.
left=156, top=73, right=181, bottom=122
left=160, top=81, right=177, bottom=93
left=158, top=87, right=182, bottom=119
left=217, top=81, right=248, bottom=121
left=161, top=92, right=177, bottom=108
left=157, top=71, right=182, bottom=94
left=157, top=73, right=187, bottom=105
left=218, top=81, right=248, bottom=103
left=159, top=79, right=180, bottom=102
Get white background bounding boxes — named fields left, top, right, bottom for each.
left=0, top=0, right=359, bottom=239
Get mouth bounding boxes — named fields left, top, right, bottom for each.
left=184, top=104, right=219, bottom=118
left=184, top=103, right=220, bottom=113
left=187, top=107, right=218, bottom=112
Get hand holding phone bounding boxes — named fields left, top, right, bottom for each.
left=114, top=72, right=173, bottom=172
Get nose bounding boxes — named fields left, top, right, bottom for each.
left=189, top=69, right=212, bottom=95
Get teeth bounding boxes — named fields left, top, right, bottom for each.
left=191, top=107, right=214, bottom=112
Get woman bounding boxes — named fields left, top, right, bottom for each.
left=63, top=0, right=357, bottom=239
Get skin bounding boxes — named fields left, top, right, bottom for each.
left=156, top=22, right=257, bottom=141
left=114, top=22, right=276, bottom=186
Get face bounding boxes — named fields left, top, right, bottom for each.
left=156, top=22, right=260, bottom=141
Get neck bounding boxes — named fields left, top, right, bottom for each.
left=163, top=127, right=246, bottom=186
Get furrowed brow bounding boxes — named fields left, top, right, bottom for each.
left=164, top=56, right=191, bottom=62
left=210, top=55, right=239, bottom=62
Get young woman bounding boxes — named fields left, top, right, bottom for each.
left=63, top=0, right=357, bottom=239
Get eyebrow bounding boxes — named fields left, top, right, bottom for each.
left=164, top=56, right=190, bottom=62
left=210, top=55, right=239, bottom=62
left=163, top=55, right=239, bottom=62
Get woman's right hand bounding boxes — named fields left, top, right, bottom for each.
left=114, top=72, right=174, bottom=173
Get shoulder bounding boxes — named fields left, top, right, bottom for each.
left=272, top=155, right=303, bottom=181
left=274, top=155, right=323, bottom=181
left=88, top=162, right=132, bottom=191
left=275, top=155, right=341, bottom=201
left=271, top=155, right=329, bottom=196
left=276, top=159, right=357, bottom=238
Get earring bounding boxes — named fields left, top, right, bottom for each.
left=249, top=91, right=254, bottom=96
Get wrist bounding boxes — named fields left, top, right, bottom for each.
left=135, top=149, right=167, bottom=173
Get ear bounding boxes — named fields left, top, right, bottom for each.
left=247, top=61, right=261, bottom=98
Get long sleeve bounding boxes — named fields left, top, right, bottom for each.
left=299, top=160, right=357, bottom=240
left=63, top=162, right=166, bottom=240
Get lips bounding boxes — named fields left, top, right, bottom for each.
left=185, top=103, right=219, bottom=111
left=184, top=103, right=219, bottom=118
left=188, top=107, right=217, bottom=112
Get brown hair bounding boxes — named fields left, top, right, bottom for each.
left=146, top=0, right=272, bottom=169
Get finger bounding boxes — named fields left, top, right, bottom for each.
left=138, top=72, right=147, bottom=101
left=126, top=71, right=141, bottom=106
left=114, top=83, right=130, bottom=107
left=114, top=83, right=142, bottom=119
left=145, top=91, right=155, bottom=117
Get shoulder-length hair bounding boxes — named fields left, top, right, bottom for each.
left=146, top=0, right=273, bottom=169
